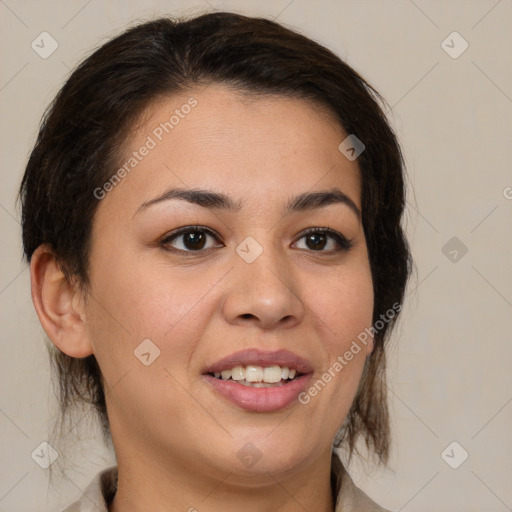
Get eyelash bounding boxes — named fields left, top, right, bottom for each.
left=159, top=225, right=354, bottom=255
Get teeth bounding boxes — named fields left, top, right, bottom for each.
left=263, top=366, right=283, bottom=383
left=213, top=365, right=299, bottom=383
left=239, top=380, right=285, bottom=388
left=246, top=365, right=263, bottom=382
left=231, top=366, right=245, bottom=381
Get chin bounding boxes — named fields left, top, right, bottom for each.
left=225, top=435, right=318, bottom=478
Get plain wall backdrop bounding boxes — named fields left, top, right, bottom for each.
left=1, top=1, right=511, bottom=510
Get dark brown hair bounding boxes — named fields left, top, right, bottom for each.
left=19, top=12, right=411, bottom=464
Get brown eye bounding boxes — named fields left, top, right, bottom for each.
left=160, top=226, right=222, bottom=252
left=305, top=232, right=328, bottom=251
left=294, top=228, right=353, bottom=252
left=181, top=231, right=207, bottom=250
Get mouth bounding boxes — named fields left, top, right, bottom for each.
left=202, top=349, right=313, bottom=412
left=206, top=364, right=304, bottom=388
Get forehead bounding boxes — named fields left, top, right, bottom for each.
left=102, top=84, right=362, bottom=216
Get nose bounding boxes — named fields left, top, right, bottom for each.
left=222, top=242, right=305, bottom=331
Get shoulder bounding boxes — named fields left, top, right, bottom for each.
left=60, top=504, right=80, bottom=512
left=59, top=466, right=117, bottom=512
left=332, top=453, right=392, bottom=512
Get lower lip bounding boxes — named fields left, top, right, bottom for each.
left=203, top=374, right=312, bottom=413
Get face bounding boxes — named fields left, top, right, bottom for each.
left=83, top=84, right=374, bottom=480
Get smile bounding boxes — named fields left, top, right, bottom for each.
left=203, top=349, right=313, bottom=412
left=208, top=365, right=300, bottom=387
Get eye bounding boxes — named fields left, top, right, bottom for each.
left=293, top=228, right=353, bottom=252
left=160, top=226, right=353, bottom=254
left=160, top=226, right=223, bottom=253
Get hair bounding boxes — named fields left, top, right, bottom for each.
left=19, top=11, right=411, bottom=465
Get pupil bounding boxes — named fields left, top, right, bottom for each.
left=185, top=231, right=205, bottom=250
left=307, top=233, right=326, bottom=250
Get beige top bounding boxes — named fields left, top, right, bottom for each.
left=61, top=453, right=390, bottom=512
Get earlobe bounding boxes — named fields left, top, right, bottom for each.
left=30, top=244, right=93, bottom=358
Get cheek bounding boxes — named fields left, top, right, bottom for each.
left=304, top=261, right=374, bottom=352
left=85, top=252, right=218, bottom=373
left=84, top=259, right=219, bottom=434
left=299, top=259, right=374, bottom=421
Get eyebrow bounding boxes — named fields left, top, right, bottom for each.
left=136, top=186, right=360, bottom=218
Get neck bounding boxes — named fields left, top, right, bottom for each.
left=109, top=446, right=335, bottom=512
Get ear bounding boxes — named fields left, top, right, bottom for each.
left=30, top=244, right=93, bottom=358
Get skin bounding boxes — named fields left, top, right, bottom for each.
left=31, top=84, right=374, bottom=512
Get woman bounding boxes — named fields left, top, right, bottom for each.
left=20, top=12, right=411, bottom=512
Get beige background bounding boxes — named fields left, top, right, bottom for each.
left=1, top=0, right=511, bottom=510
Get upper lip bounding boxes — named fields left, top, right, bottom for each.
left=203, top=348, right=313, bottom=375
